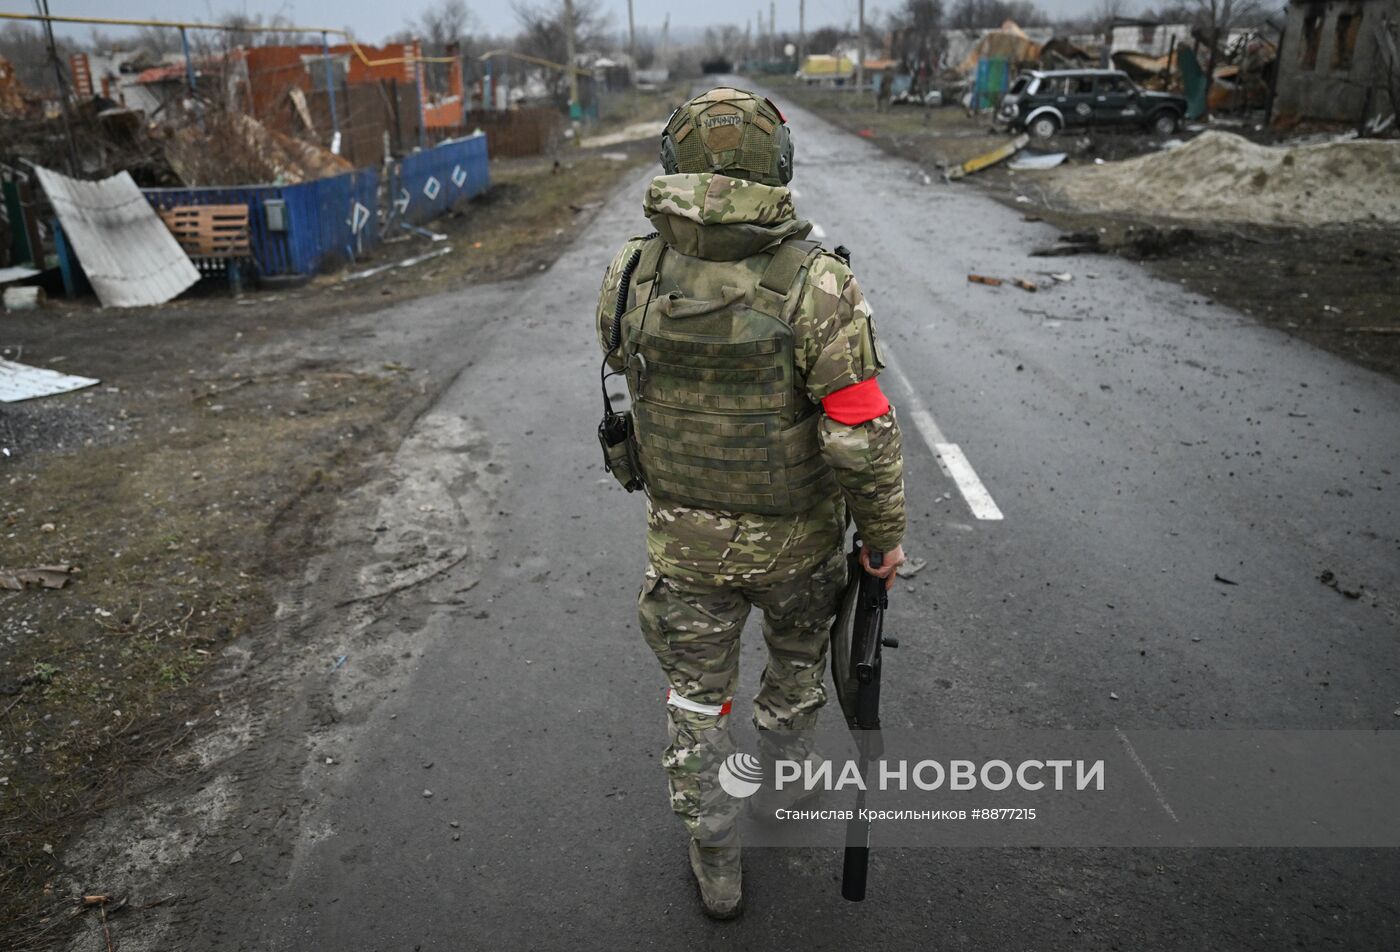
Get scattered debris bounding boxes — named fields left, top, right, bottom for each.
left=947, top=134, right=1030, bottom=180
left=228, top=850, right=243, bottom=865
left=1213, top=573, right=1239, bottom=586
left=895, top=557, right=928, bottom=578
left=0, top=358, right=100, bottom=403
left=35, top=165, right=199, bottom=308
left=331, top=655, right=348, bottom=671
left=165, top=112, right=353, bottom=187
left=1030, top=231, right=1105, bottom=258
left=1012, top=278, right=1038, bottom=292
left=0, top=565, right=76, bottom=590
left=2, top=286, right=43, bottom=311
left=968, top=274, right=1004, bottom=287
left=400, top=221, right=448, bottom=243
left=1318, top=569, right=1362, bottom=599
left=1109, top=691, right=1119, bottom=700
left=1009, top=151, right=1067, bottom=171
left=342, top=246, right=455, bottom=283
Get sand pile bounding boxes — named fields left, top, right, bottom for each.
left=1045, top=131, right=1400, bottom=227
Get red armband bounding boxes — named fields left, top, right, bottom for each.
left=821, top=377, right=890, bottom=425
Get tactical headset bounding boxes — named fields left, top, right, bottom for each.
left=659, top=90, right=794, bottom=186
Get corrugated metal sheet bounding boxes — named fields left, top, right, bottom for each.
left=393, top=133, right=490, bottom=225
left=0, top=358, right=99, bottom=402
left=36, top=165, right=199, bottom=308
left=139, top=136, right=487, bottom=278
left=145, top=168, right=381, bottom=277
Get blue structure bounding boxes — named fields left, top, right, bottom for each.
left=390, top=133, right=489, bottom=226
left=972, top=57, right=1011, bottom=113
left=142, top=133, right=490, bottom=278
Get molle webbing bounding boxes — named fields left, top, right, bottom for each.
left=622, top=237, right=837, bottom=515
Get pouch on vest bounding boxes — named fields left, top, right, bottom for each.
left=598, top=410, right=644, bottom=492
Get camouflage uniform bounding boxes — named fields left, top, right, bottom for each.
left=597, top=171, right=906, bottom=842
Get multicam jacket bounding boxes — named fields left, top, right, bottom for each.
left=596, top=172, right=906, bottom=586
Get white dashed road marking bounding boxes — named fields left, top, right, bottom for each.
left=882, top=352, right=1004, bottom=521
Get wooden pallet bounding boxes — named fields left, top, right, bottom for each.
left=158, top=204, right=251, bottom=259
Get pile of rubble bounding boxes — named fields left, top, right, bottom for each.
left=165, top=113, right=352, bottom=186
left=1043, top=131, right=1400, bottom=227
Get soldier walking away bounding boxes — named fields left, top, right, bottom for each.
left=594, top=87, right=907, bottom=920
left=877, top=68, right=894, bottom=113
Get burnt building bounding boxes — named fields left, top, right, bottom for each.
left=1273, top=0, right=1399, bottom=124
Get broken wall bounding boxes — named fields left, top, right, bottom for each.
left=1274, top=0, right=1399, bottom=124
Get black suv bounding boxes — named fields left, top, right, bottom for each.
left=997, top=69, right=1188, bottom=139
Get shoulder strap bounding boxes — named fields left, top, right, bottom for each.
left=629, top=234, right=667, bottom=308
left=752, top=238, right=821, bottom=318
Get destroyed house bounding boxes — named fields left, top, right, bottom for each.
left=1273, top=0, right=1399, bottom=124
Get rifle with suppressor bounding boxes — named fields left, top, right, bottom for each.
left=830, top=540, right=899, bottom=901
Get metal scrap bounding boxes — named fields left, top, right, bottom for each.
left=0, top=564, right=75, bottom=590
left=0, top=358, right=99, bottom=402
left=947, top=134, right=1029, bottom=180
left=34, top=165, right=199, bottom=308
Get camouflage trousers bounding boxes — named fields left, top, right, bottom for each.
left=638, top=546, right=847, bottom=841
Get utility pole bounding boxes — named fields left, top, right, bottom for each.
left=770, top=2, right=776, bottom=57
left=627, top=0, right=636, bottom=69
left=799, top=0, right=805, bottom=65
left=563, top=0, right=580, bottom=122
left=35, top=0, right=77, bottom=174
left=856, top=0, right=866, bottom=92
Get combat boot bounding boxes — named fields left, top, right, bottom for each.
left=688, top=833, right=742, bottom=920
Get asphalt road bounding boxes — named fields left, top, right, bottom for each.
left=225, top=89, right=1398, bottom=950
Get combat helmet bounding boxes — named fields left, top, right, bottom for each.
left=660, top=87, right=793, bottom=186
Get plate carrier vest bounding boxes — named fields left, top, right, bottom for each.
left=619, top=235, right=839, bottom=516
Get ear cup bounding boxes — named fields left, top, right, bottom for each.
left=660, top=132, right=680, bottom=174
left=774, top=122, right=793, bottom=184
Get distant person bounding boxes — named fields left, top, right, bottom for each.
left=877, top=68, right=893, bottom=112
left=593, top=87, right=907, bottom=919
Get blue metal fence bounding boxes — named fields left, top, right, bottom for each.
left=141, top=133, right=490, bottom=278
left=391, top=132, right=490, bottom=225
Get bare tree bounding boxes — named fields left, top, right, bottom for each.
left=411, top=0, right=477, bottom=97
left=0, top=23, right=59, bottom=92
left=512, top=0, right=612, bottom=106
left=703, top=25, right=744, bottom=62
left=889, top=0, right=946, bottom=77
left=807, top=26, right=844, bottom=55
left=418, top=0, right=475, bottom=48
left=947, top=0, right=1048, bottom=30
left=1094, top=0, right=1130, bottom=34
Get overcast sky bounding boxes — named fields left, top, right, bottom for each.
left=25, top=0, right=1113, bottom=46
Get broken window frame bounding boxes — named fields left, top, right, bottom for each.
left=1330, top=10, right=1362, bottom=71
left=1300, top=10, right=1324, bottom=70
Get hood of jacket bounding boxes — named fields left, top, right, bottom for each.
left=644, top=172, right=812, bottom=261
